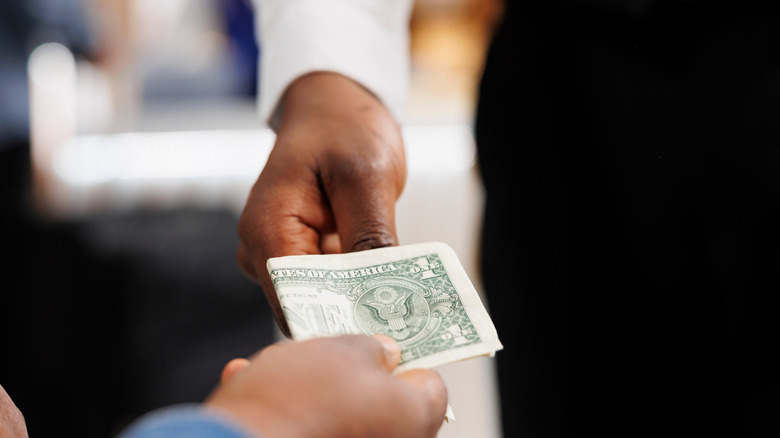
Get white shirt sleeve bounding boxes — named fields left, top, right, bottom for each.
left=253, top=0, right=414, bottom=129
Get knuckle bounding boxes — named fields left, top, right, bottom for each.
left=237, top=204, right=260, bottom=243
left=236, top=244, right=259, bottom=282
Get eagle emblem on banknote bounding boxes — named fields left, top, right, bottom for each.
left=354, top=276, right=454, bottom=343
left=363, top=286, right=414, bottom=331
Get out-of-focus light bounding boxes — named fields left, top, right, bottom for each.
left=45, top=124, right=476, bottom=217
left=28, top=42, right=77, bottom=197
left=28, top=42, right=76, bottom=88
left=51, top=124, right=475, bottom=186
left=404, top=123, right=476, bottom=173
left=52, top=129, right=277, bottom=185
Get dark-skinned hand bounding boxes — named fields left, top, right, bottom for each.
left=237, top=72, right=406, bottom=335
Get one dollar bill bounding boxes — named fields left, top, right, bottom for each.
left=266, top=242, right=503, bottom=373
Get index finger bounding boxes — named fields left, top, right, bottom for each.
left=237, top=165, right=334, bottom=336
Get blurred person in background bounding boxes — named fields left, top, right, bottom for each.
left=238, top=1, right=780, bottom=437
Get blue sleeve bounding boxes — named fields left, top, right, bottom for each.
left=117, top=404, right=260, bottom=438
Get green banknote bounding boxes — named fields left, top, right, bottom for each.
left=267, top=242, right=503, bottom=372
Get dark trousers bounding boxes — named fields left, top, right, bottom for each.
left=476, top=3, right=780, bottom=436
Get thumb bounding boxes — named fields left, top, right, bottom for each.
left=324, top=161, right=403, bottom=253
left=397, top=369, right=449, bottom=430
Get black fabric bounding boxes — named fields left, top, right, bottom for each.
left=0, top=144, right=274, bottom=438
left=476, top=2, right=780, bottom=437
left=0, top=203, right=275, bottom=438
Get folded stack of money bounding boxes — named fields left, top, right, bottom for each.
left=266, top=242, right=503, bottom=373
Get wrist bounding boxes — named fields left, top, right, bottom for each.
left=279, top=72, right=397, bottom=131
left=204, top=399, right=314, bottom=438
left=118, top=404, right=259, bottom=438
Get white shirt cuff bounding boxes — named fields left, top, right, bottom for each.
left=253, top=0, right=413, bottom=129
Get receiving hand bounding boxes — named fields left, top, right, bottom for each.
left=206, top=335, right=448, bottom=438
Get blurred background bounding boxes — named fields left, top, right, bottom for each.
left=1, top=0, right=503, bottom=436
